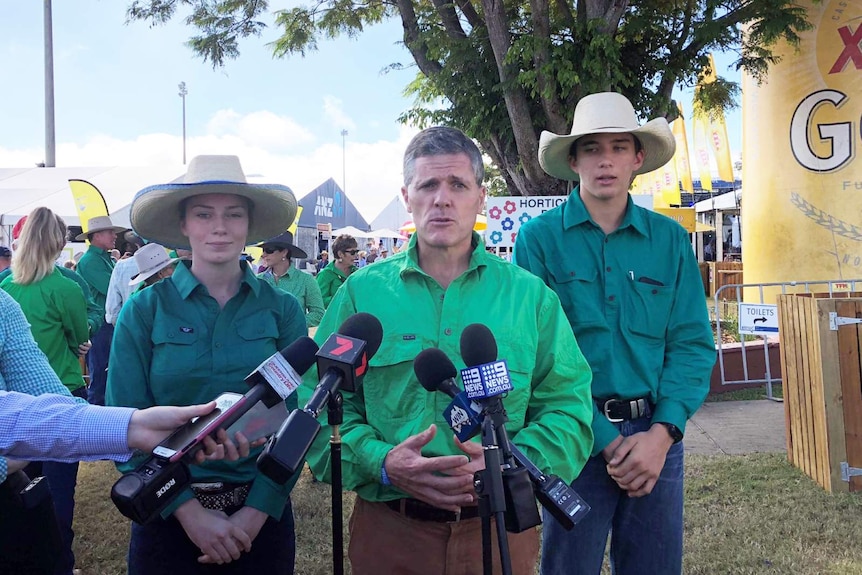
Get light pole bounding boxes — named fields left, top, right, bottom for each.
left=44, top=0, right=56, bottom=167
left=178, top=82, right=188, bottom=164
left=341, top=129, right=348, bottom=193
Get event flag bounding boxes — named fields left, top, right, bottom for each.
left=692, top=112, right=714, bottom=192
left=672, top=103, right=694, bottom=194
left=68, top=179, right=109, bottom=233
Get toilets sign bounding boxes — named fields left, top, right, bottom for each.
left=738, top=303, right=779, bottom=335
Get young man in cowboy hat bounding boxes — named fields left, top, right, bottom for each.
left=513, top=92, right=715, bottom=575
left=76, top=215, right=127, bottom=406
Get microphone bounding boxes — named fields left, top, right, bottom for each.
left=258, top=313, right=384, bottom=484
left=110, top=336, right=319, bottom=524
left=459, top=323, right=513, bottom=401
left=414, top=348, right=482, bottom=443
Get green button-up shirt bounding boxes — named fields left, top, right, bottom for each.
left=0, top=269, right=89, bottom=392
left=258, top=267, right=324, bottom=328
left=316, top=261, right=358, bottom=309
left=298, top=233, right=594, bottom=502
left=513, top=190, right=716, bottom=456
left=76, top=245, right=115, bottom=316
left=0, top=265, right=103, bottom=335
left=107, top=261, right=307, bottom=519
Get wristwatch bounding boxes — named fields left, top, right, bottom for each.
left=658, top=422, right=684, bottom=444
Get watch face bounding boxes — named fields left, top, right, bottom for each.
left=666, top=424, right=683, bottom=443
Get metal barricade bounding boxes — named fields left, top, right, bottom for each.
left=713, top=279, right=862, bottom=400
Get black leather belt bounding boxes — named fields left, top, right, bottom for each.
left=190, top=482, right=250, bottom=512
left=384, top=498, right=480, bottom=523
left=596, top=397, right=651, bottom=423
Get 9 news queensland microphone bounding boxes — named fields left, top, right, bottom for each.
left=258, top=312, right=384, bottom=484
left=413, top=348, right=482, bottom=442
left=110, top=336, right=319, bottom=524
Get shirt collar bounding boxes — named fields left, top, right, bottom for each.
left=562, top=187, right=649, bottom=238
left=399, top=232, right=488, bottom=279
left=172, top=260, right=260, bottom=300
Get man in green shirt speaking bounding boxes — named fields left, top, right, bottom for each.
left=513, top=92, right=716, bottom=575
left=300, top=127, right=594, bottom=574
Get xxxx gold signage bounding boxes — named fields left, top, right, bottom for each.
left=744, top=0, right=862, bottom=300
left=654, top=207, right=696, bottom=233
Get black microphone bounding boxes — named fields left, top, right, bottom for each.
left=414, top=348, right=483, bottom=443
left=111, top=337, right=319, bottom=524
left=257, top=313, right=384, bottom=484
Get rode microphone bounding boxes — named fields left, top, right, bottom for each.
left=258, top=313, right=384, bottom=484
left=459, top=324, right=513, bottom=401
left=414, top=348, right=482, bottom=442
left=111, top=337, right=319, bottom=524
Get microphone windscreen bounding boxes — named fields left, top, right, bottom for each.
left=414, top=348, right=458, bottom=392
left=281, top=336, right=319, bottom=375
left=338, top=312, right=384, bottom=360
left=460, top=323, right=498, bottom=367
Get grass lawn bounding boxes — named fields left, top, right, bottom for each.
left=72, top=454, right=862, bottom=574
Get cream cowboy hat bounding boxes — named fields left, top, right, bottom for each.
left=74, top=215, right=127, bottom=241
left=128, top=243, right=182, bottom=286
left=538, top=92, right=676, bottom=182
left=130, top=155, right=298, bottom=249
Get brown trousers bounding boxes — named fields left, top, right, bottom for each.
left=348, top=498, right=540, bottom=575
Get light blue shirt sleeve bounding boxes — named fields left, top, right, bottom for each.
left=0, top=390, right=135, bottom=482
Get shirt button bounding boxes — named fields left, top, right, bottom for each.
left=444, top=328, right=452, bottom=336
left=608, top=295, right=615, bottom=302
left=606, top=266, right=612, bottom=272
left=215, top=342, right=222, bottom=349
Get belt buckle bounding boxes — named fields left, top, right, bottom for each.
left=450, top=509, right=462, bottom=523
left=191, top=482, right=224, bottom=493
left=603, top=399, right=624, bottom=423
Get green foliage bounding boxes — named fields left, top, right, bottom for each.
left=126, top=0, right=813, bottom=196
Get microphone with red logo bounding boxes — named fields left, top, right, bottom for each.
left=258, top=312, right=384, bottom=483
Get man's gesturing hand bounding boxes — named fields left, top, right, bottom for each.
left=383, top=424, right=476, bottom=512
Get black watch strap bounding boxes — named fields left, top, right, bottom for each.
left=659, top=422, right=684, bottom=444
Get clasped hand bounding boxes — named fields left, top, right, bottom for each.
left=602, top=425, right=674, bottom=498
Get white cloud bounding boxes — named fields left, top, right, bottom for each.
left=0, top=110, right=418, bottom=223
left=322, top=96, right=357, bottom=133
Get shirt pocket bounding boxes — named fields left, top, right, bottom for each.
left=364, top=335, right=428, bottom=426
left=236, top=313, right=281, bottom=367
left=151, top=324, right=199, bottom=376
left=622, top=280, right=674, bottom=344
left=547, top=266, right=605, bottom=328
left=495, top=341, right=534, bottom=429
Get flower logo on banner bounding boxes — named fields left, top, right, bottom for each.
left=519, top=213, right=532, bottom=225
left=489, top=231, right=503, bottom=244
left=501, top=218, right=515, bottom=231
left=504, top=201, right=517, bottom=214
left=511, top=232, right=517, bottom=244
left=488, top=206, right=503, bottom=220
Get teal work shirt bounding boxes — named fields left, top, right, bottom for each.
left=0, top=269, right=89, bottom=392
left=76, top=245, right=115, bottom=316
left=513, top=190, right=716, bottom=456
left=298, top=233, right=594, bottom=502
left=107, top=261, right=307, bottom=519
left=316, top=261, right=358, bottom=308
left=0, top=265, right=103, bottom=335
left=258, top=267, right=324, bottom=328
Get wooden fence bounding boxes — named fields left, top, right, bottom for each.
left=778, top=295, right=862, bottom=492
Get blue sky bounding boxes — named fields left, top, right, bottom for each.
left=0, top=1, right=742, bottom=221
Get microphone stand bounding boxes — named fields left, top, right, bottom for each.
left=328, top=392, right=344, bottom=575
left=474, top=412, right=514, bottom=575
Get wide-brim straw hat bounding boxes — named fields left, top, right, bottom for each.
left=128, top=243, right=183, bottom=286
left=257, top=230, right=308, bottom=259
left=538, top=92, right=676, bottom=182
left=130, top=155, right=298, bottom=249
left=74, top=215, right=127, bottom=241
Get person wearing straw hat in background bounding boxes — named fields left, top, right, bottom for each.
left=513, top=92, right=715, bottom=575
left=105, top=243, right=179, bottom=326
left=106, top=155, right=307, bottom=574
left=75, top=215, right=126, bottom=406
left=257, top=230, right=324, bottom=329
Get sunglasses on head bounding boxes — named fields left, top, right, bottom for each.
left=262, top=246, right=283, bottom=254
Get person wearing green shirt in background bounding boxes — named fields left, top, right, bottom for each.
left=315, top=233, right=359, bottom=308
left=0, top=207, right=92, bottom=575
left=76, top=215, right=126, bottom=406
left=257, top=230, right=324, bottom=328
left=299, top=127, right=594, bottom=575
left=513, top=92, right=716, bottom=575
left=107, top=155, right=306, bottom=574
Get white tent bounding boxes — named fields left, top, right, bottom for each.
left=331, top=225, right=374, bottom=238
left=695, top=189, right=741, bottom=213
left=369, top=228, right=405, bottom=239
left=370, top=195, right=410, bottom=231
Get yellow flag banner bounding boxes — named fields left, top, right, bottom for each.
left=672, top=104, right=694, bottom=193
left=743, top=0, right=862, bottom=298
left=659, top=157, right=681, bottom=206
left=692, top=114, right=713, bottom=191
left=68, top=179, right=109, bottom=233
left=288, top=206, right=303, bottom=235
